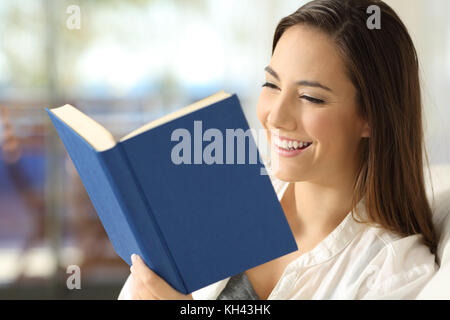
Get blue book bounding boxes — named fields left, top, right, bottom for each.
left=45, top=91, right=298, bottom=294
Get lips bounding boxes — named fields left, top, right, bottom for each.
left=271, top=133, right=313, bottom=151
left=272, top=135, right=312, bottom=158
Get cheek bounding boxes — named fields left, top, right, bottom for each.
left=306, top=111, right=362, bottom=150
left=304, top=112, right=336, bottom=141
left=305, top=111, right=350, bottom=150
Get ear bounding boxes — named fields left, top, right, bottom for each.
left=360, top=121, right=370, bottom=138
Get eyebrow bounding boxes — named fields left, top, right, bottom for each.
left=264, top=66, right=333, bottom=92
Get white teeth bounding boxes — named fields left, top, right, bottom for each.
left=274, top=138, right=312, bottom=151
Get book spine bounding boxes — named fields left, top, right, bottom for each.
left=111, top=143, right=188, bottom=294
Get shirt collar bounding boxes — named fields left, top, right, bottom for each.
left=277, top=181, right=368, bottom=267
left=268, top=183, right=368, bottom=299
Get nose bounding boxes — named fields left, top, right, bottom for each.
left=267, top=92, right=297, bottom=132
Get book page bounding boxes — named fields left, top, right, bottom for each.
left=119, top=90, right=231, bottom=142
left=50, top=105, right=117, bottom=152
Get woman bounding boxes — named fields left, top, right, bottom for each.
left=119, top=0, right=438, bottom=299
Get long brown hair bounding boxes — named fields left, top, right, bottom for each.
left=272, top=0, right=437, bottom=254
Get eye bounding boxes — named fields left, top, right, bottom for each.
left=262, top=82, right=279, bottom=90
left=300, top=95, right=325, bottom=104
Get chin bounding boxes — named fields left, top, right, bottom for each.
left=272, top=165, right=306, bottom=183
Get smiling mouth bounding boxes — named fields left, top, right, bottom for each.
left=272, top=135, right=313, bottom=151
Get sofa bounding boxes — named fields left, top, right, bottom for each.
left=417, top=164, right=450, bottom=299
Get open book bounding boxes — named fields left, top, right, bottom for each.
left=46, top=91, right=298, bottom=294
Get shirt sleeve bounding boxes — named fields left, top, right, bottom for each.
left=356, top=234, right=438, bottom=299
left=117, top=273, right=133, bottom=300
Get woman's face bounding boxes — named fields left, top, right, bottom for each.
left=257, top=24, right=370, bottom=183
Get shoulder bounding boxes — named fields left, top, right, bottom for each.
left=354, top=226, right=438, bottom=299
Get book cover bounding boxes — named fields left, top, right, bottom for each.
left=46, top=91, right=298, bottom=294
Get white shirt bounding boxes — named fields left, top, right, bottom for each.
left=118, top=167, right=438, bottom=300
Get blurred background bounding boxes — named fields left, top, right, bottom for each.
left=0, top=0, right=448, bottom=299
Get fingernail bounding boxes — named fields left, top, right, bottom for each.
left=131, top=254, right=136, bottom=263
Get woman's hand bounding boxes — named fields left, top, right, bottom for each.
left=130, top=254, right=193, bottom=300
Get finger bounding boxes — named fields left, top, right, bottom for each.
left=132, top=254, right=184, bottom=300
left=131, top=267, right=158, bottom=300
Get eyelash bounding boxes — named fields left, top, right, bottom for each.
left=261, top=82, right=325, bottom=104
